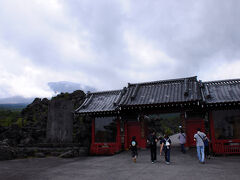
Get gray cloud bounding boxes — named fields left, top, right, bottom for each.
left=127, top=0, right=240, bottom=70
left=0, top=0, right=240, bottom=100
left=48, top=81, right=96, bottom=93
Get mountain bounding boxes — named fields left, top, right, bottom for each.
left=0, top=103, right=28, bottom=111
left=0, top=96, right=34, bottom=105
left=48, top=81, right=96, bottom=94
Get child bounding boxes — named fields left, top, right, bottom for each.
left=130, top=136, right=138, bottom=163
left=160, top=134, right=172, bottom=165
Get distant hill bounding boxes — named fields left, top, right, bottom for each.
left=0, top=104, right=28, bottom=111
left=0, top=96, right=34, bottom=104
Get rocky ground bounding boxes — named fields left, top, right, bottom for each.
left=0, top=147, right=240, bottom=180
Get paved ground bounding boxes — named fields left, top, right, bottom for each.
left=0, top=147, right=240, bottom=180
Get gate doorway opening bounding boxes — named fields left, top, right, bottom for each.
left=145, top=113, right=181, bottom=138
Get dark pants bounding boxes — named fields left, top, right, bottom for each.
left=164, top=148, right=170, bottom=162
left=150, top=145, right=156, bottom=162
left=205, top=145, right=210, bottom=157
left=131, top=149, right=138, bottom=157
left=180, top=144, right=186, bottom=153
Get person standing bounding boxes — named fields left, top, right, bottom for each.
left=130, top=136, right=138, bottom=163
left=178, top=129, right=186, bottom=153
left=160, top=134, right=172, bottom=165
left=194, top=128, right=207, bottom=164
left=147, top=130, right=158, bottom=163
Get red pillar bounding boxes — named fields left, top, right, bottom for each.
left=140, top=119, right=146, bottom=148
left=181, top=112, right=188, bottom=147
left=209, top=111, right=217, bottom=153
left=116, top=118, right=121, bottom=151
left=91, top=118, right=95, bottom=144
left=90, top=118, right=95, bottom=154
left=124, top=121, right=128, bottom=150
left=209, top=111, right=215, bottom=141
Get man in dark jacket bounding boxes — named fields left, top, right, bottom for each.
left=147, top=130, right=158, bottom=163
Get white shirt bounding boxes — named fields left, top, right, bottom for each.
left=194, top=131, right=206, bottom=147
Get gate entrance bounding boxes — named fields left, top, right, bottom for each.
left=146, top=113, right=181, bottom=138
left=126, top=121, right=147, bottom=149
left=127, top=122, right=141, bottom=147
left=186, top=119, right=205, bottom=147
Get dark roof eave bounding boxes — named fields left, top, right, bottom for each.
left=120, top=100, right=201, bottom=108
left=206, top=101, right=240, bottom=105
left=75, top=110, right=119, bottom=115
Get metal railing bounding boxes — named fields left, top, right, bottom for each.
left=213, top=140, right=240, bottom=154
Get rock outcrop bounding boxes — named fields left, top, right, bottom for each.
left=20, top=98, right=49, bottom=144
left=47, top=99, right=74, bottom=143
left=0, top=90, right=90, bottom=160
left=0, top=139, right=16, bottom=160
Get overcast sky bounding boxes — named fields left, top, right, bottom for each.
left=1, top=0, right=240, bottom=99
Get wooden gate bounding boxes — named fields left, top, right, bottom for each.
left=185, top=119, right=205, bottom=147
left=126, top=121, right=147, bottom=149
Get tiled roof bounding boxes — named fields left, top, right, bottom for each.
left=75, top=77, right=240, bottom=114
left=202, top=79, right=240, bottom=104
left=75, top=90, right=123, bottom=114
left=119, top=76, right=201, bottom=106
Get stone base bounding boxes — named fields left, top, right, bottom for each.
left=16, top=144, right=89, bottom=159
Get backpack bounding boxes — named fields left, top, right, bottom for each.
left=131, top=141, right=136, bottom=147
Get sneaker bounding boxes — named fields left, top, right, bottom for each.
left=165, top=162, right=170, bottom=165
left=152, top=161, right=154, bottom=164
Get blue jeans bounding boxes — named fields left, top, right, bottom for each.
left=180, top=144, right=186, bottom=153
left=197, top=146, right=205, bottom=162
left=164, top=148, right=170, bottom=162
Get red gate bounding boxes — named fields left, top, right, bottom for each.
left=125, top=121, right=147, bottom=149
left=185, top=119, right=205, bottom=147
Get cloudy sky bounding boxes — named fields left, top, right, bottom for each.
left=0, top=0, right=240, bottom=100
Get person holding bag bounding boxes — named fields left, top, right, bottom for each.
left=160, top=134, right=172, bottom=165
left=194, top=128, right=207, bottom=164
